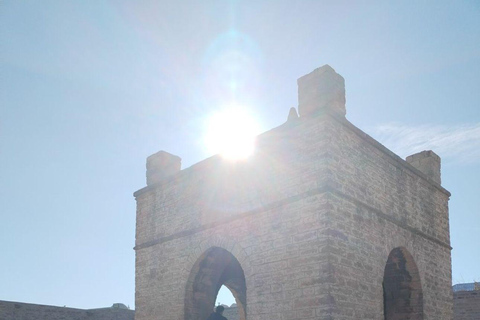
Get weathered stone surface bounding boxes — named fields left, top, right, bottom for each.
left=134, top=66, right=452, bottom=320
left=222, top=306, right=239, bottom=320
left=297, top=65, right=346, bottom=117
left=0, top=300, right=134, bottom=320
left=406, top=150, right=441, bottom=184
left=146, top=151, right=181, bottom=186
left=454, top=290, right=480, bottom=320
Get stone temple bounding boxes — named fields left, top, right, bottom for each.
left=133, top=65, right=453, bottom=320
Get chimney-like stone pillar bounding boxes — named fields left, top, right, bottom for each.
left=146, top=151, right=181, bottom=185
left=406, top=150, right=441, bottom=184
left=297, top=65, right=346, bottom=117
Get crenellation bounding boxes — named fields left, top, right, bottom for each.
left=146, top=150, right=181, bottom=186
left=406, top=150, right=442, bottom=184
left=297, top=65, right=346, bottom=117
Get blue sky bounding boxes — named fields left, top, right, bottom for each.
left=1, top=0, right=479, bottom=309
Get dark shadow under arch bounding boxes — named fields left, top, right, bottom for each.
left=185, top=247, right=246, bottom=320
left=383, top=247, right=423, bottom=320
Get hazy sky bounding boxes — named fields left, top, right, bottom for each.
left=1, top=0, right=479, bottom=310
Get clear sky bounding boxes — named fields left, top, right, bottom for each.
left=1, top=0, right=479, bottom=310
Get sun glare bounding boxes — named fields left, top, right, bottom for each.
left=205, top=106, right=261, bottom=160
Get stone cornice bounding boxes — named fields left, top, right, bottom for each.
left=134, top=183, right=451, bottom=251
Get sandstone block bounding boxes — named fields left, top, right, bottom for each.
left=297, top=65, right=346, bottom=117
left=146, top=151, right=181, bottom=185
left=406, top=150, right=441, bottom=184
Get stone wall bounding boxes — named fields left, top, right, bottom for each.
left=323, top=112, right=452, bottom=319
left=0, top=300, right=134, bottom=320
left=222, top=306, right=239, bottom=320
left=453, top=290, right=480, bottom=320
left=134, top=65, right=452, bottom=320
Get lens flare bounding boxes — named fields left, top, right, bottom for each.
left=204, top=106, right=261, bottom=160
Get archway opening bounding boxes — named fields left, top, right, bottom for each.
left=216, top=285, right=236, bottom=306
left=215, top=285, right=241, bottom=319
left=185, top=247, right=246, bottom=320
left=383, top=247, right=423, bottom=320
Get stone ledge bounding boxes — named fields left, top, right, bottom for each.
left=134, top=183, right=451, bottom=251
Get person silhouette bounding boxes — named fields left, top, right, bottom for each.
left=206, top=305, right=228, bottom=320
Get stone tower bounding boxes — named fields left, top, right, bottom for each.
left=134, top=65, right=452, bottom=320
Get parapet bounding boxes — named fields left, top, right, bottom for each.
left=406, top=150, right=441, bottom=184
left=297, top=64, right=346, bottom=117
left=146, top=151, right=181, bottom=185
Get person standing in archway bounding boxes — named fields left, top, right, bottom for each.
left=206, top=305, right=228, bottom=320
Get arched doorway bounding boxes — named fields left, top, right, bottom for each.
left=185, top=247, right=246, bottom=320
left=383, top=247, right=423, bottom=320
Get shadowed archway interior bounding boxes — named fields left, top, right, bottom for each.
left=185, top=247, right=246, bottom=320
left=383, top=247, right=423, bottom=320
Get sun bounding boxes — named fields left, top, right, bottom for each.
left=205, top=106, right=261, bottom=160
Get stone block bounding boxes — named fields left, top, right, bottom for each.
left=297, top=64, right=346, bottom=117
left=146, top=151, right=181, bottom=185
left=406, top=150, right=441, bottom=184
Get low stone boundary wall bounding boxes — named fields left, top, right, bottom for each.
left=454, top=290, right=480, bottom=320
left=0, top=300, right=134, bottom=320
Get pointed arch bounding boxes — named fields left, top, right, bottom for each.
left=184, top=246, right=247, bottom=320
left=383, top=247, right=423, bottom=320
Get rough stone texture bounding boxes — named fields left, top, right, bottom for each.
left=146, top=151, right=181, bottom=186
left=223, top=306, right=239, bottom=320
left=297, top=65, right=346, bottom=117
left=0, top=300, right=134, bottom=320
left=453, top=290, right=480, bottom=320
left=406, top=150, right=442, bottom=184
left=134, top=66, right=452, bottom=320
